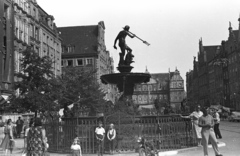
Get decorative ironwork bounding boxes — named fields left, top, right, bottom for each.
left=44, top=115, right=196, bottom=154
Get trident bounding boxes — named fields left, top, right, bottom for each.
left=123, top=27, right=150, bottom=46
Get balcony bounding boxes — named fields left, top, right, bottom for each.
left=30, top=36, right=35, bottom=42
left=35, top=39, right=41, bottom=45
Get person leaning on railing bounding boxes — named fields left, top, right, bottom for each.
left=180, top=105, right=203, bottom=146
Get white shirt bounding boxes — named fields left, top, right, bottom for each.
left=214, top=112, right=220, bottom=124
left=25, top=128, right=30, bottom=137
left=71, top=144, right=81, bottom=150
left=107, top=129, right=116, bottom=140
left=190, top=111, right=203, bottom=124
left=45, top=143, right=49, bottom=149
left=95, top=127, right=105, bottom=135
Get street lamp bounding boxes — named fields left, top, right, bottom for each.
left=233, top=93, right=237, bottom=110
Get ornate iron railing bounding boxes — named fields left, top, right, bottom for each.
left=43, top=115, right=196, bottom=154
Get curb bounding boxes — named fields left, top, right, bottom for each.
left=157, top=142, right=226, bottom=156
left=208, top=142, right=226, bottom=148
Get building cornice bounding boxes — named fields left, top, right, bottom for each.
left=62, top=53, right=98, bottom=59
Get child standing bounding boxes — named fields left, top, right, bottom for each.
left=71, top=137, right=82, bottom=156
left=95, top=121, right=105, bottom=156
left=107, top=123, right=116, bottom=155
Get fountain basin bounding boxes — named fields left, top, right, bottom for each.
left=101, top=73, right=150, bottom=96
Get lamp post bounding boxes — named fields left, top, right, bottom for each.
left=77, top=95, right=81, bottom=123
left=233, top=93, right=237, bottom=110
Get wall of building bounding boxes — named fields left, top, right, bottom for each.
left=186, top=18, right=240, bottom=111
left=38, top=6, right=62, bottom=76
left=0, top=0, right=14, bottom=96
left=60, top=22, right=116, bottom=103
left=169, top=69, right=185, bottom=112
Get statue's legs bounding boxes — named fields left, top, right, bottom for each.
left=119, top=46, right=126, bottom=66
left=124, top=51, right=134, bottom=66
left=125, top=45, right=132, bottom=53
left=119, top=53, right=125, bottom=66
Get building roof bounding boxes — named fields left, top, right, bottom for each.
left=232, top=30, right=239, bottom=42
left=150, top=72, right=174, bottom=83
left=58, top=26, right=98, bottom=54
left=147, top=78, right=157, bottom=84
left=203, top=45, right=221, bottom=62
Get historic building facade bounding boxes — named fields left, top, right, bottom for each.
left=133, top=68, right=185, bottom=113
left=169, top=68, right=185, bottom=111
left=224, top=21, right=240, bottom=110
left=0, top=0, right=14, bottom=100
left=59, top=21, right=117, bottom=103
left=13, top=0, right=61, bottom=76
left=186, top=39, right=223, bottom=109
left=13, top=0, right=29, bottom=75
left=38, top=6, right=62, bottom=76
left=0, top=0, right=62, bottom=100
left=187, top=17, right=240, bottom=111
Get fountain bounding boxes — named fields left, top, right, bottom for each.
left=101, top=25, right=151, bottom=99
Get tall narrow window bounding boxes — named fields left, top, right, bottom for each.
left=76, top=59, right=83, bottom=66
left=29, top=24, right=34, bottom=37
left=67, top=45, right=75, bottom=53
left=86, top=58, right=93, bottom=65
left=67, top=60, right=73, bottom=66
left=35, top=27, right=39, bottom=40
left=33, top=8, right=36, bottom=18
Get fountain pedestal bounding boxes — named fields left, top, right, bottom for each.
left=101, top=65, right=150, bottom=97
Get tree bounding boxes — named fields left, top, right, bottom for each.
left=55, top=67, right=107, bottom=116
left=12, top=46, right=59, bottom=116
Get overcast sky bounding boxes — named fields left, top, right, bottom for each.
left=38, top=0, right=240, bottom=83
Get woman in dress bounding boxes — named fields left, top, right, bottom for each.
left=26, top=117, right=46, bottom=156
left=0, top=119, right=14, bottom=154
left=24, top=118, right=34, bottom=149
left=181, top=105, right=203, bottom=146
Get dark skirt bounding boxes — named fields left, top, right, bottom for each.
left=0, top=134, right=11, bottom=150
left=72, top=150, right=80, bottom=156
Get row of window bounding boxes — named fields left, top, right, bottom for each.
left=228, top=53, right=239, bottom=64
left=14, top=17, right=29, bottom=43
left=134, top=83, right=167, bottom=92
left=42, top=33, right=59, bottom=49
left=132, top=94, right=168, bottom=104
left=14, top=0, right=29, bottom=14
left=14, top=0, right=38, bottom=20
left=62, top=58, right=93, bottom=67
left=170, top=81, right=183, bottom=88
left=170, top=96, right=183, bottom=101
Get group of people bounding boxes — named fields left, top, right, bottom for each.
left=181, top=105, right=223, bottom=156
left=95, top=122, right=116, bottom=156
left=71, top=121, right=116, bottom=156
left=0, top=117, right=49, bottom=156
